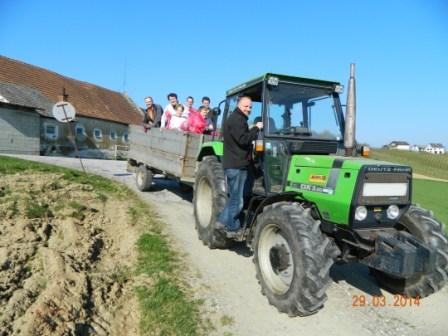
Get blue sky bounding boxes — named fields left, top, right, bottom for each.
left=1, top=0, right=447, bottom=147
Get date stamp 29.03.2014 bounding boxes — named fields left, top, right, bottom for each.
left=352, top=294, right=421, bottom=308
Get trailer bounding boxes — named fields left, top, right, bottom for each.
left=127, top=125, right=211, bottom=191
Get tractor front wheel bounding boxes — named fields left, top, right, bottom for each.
left=370, top=205, right=448, bottom=297
left=253, top=202, right=338, bottom=316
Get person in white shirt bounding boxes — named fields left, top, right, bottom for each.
left=161, top=92, right=179, bottom=128
left=183, top=96, right=196, bottom=118
left=167, top=104, right=187, bottom=130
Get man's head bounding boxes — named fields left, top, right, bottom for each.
left=201, top=96, right=210, bottom=108
left=186, top=96, right=194, bottom=108
left=144, top=96, right=153, bottom=108
left=237, top=96, right=252, bottom=116
left=167, top=93, right=178, bottom=107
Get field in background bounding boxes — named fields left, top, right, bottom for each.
left=413, top=179, right=448, bottom=231
left=370, top=149, right=448, bottom=180
left=370, top=149, right=448, bottom=231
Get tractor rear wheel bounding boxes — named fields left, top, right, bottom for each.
left=193, top=156, right=230, bottom=249
left=253, top=202, right=338, bottom=316
left=370, top=205, right=448, bottom=297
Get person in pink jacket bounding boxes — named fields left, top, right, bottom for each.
left=182, top=105, right=209, bottom=134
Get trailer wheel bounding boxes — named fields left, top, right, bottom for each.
left=193, top=156, right=230, bottom=249
left=253, top=202, right=337, bottom=316
left=136, top=165, right=153, bottom=191
left=370, top=205, right=448, bottom=297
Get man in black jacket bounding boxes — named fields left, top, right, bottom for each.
left=142, top=96, right=163, bottom=130
left=218, top=96, right=263, bottom=236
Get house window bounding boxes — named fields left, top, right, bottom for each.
left=93, top=128, right=103, bottom=141
left=110, top=130, right=117, bottom=141
left=44, top=123, right=58, bottom=140
left=76, top=124, right=86, bottom=136
left=122, top=133, right=129, bottom=143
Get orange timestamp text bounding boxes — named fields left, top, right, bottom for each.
left=352, top=294, right=421, bottom=308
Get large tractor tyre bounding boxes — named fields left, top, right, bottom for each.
left=193, top=156, right=231, bottom=249
left=136, top=165, right=153, bottom=191
left=370, top=205, right=448, bottom=298
left=253, top=202, right=339, bottom=316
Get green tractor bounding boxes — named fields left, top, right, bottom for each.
left=193, top=66, right=448, bottom=316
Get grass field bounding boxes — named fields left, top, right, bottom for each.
left=370, top=149, right=448, bottom=180
left=413, top=179, right=448, bottom=232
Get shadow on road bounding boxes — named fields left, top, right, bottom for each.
left=330, top=262, right=383, bottom=296
left=141, top=177, right=194, bottom=202
left=229, top=241, right=253, bottom=258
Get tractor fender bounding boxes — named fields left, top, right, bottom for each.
left=246, top=191, right=307, bottom=246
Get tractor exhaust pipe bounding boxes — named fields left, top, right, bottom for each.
left=344, top=63, right=356, bottom=157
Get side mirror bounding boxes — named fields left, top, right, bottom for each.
left=212, top=107, right=221, bottom=117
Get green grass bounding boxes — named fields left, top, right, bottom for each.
left=136, top=233, right=178, bottom=276
left=26, top=202, right=53, bottom=219
left=413, top=179, right=448, bottom=231
left=370, top=149, right=448, bottom=180
left=220, top=315, right=234, bottom=327
left=136, top=232, right=203, bottom=335
left=69, top=201, right=87, bottom=221
left=136, top=279, right=200, bottom=336
left=0, top=155, right=129, bottom=197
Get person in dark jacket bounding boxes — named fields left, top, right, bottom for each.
left=142, top=96, right=163, bottom=131
left=218, top=96, right=263, bottom=236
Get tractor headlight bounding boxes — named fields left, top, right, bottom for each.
left=355, top=206, right=368, bottom=221
left=386, top=205, right=400, bottom=219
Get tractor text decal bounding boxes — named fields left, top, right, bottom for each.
left=288, top=182, right=334, bottom=195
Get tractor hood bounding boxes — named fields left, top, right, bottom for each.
left=290, top=155, right=408, bottom=171
left=287, top=155, right=412, bottom=226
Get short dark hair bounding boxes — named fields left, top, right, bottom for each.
left=201, top=96, right=210, bottom=103
left=167, top=93, right=178, bottom=100
left=187, top=96, right=194, bottom=101
left=198, top=105, right=208, bottom=112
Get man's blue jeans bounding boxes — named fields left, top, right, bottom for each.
left=218, top=168, right=248, bottom=232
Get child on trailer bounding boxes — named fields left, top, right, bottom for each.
left=167, top=104, right=187, bottom=130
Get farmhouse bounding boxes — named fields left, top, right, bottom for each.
left=424, top=143, right=445, bottom=155
left=0, top=83, right=44, bottom=155
left=0, top=55, right=142, bottom=158
left=388, top=141, right=410, bottom=151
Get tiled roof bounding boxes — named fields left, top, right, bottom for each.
left=0, top=81, right=54, bottom=115
left=429, top=143, right=444, bottom=148
left=390, top=141, right=409, bottom=146
left=0, top=55, right=142, bottom=125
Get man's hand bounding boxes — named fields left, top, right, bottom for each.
left=255, top=122, right=263, bottom=130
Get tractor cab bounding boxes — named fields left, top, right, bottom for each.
left=220, top=73, right=346, bottom=194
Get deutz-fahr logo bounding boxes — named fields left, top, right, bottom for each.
left=365, top=166, right=411, bottom=173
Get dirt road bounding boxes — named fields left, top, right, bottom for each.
left=5, top=155, right=448, bottom=336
